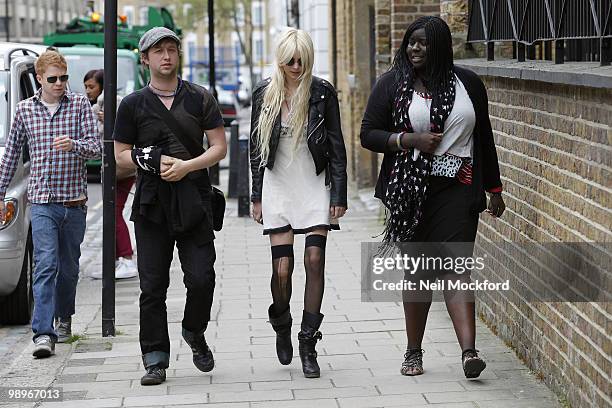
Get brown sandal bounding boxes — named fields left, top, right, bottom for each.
left=401, top=348, right=424, bottom=376
left=462, top=349, right=486, bottom=378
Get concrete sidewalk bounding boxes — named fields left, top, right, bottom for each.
left=1, top=194, right=560, bottom=408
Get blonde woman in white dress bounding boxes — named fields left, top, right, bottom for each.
left=249, top=28, right=348, bottom=378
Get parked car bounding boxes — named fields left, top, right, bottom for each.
left=236, top=79, right=251, bottom=107
left=215, top=87, right=239, bottom=127
left=0, top=43, right=40, bottom=324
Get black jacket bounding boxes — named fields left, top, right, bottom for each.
left=249, top=76, right=348, bottom=207
left=360, top=66, right=502, bottom=213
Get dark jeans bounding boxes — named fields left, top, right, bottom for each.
left=135, top=218, right=216, bottom=369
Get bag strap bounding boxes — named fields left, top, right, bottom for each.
left=143, top=86, right=205, bottom=158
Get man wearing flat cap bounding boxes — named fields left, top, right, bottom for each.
left=113, top=27, right=227, bottom=386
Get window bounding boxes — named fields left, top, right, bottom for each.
left=63, top=55, right=136, bottom=97
left=236, top=4, right=245, bottom=26
left=255, top=39, right=264, bottom=63
left=0, top=72, right=8, bottom=144
left=253, top=2, right=263, bottom=27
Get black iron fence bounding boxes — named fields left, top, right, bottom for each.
left=467, top=0, right=612, bottom=65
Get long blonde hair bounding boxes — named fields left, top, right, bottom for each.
left=254, top=28, right=314, bottom=167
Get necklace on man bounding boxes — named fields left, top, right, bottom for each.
left=149, top=82, right=178, bottom=98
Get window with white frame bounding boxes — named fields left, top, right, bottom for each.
left=253, top=1, right=263, bottom=27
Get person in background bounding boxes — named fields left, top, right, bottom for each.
left=0, top=49, right=101, bottom=355
left=85, top=69, right=138, bottom=279
left=84, top=69, right=103, bottom=105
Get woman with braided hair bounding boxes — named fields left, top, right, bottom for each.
left=360, top=16, right=505, bottom=378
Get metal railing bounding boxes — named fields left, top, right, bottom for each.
left=467, top=0, right=612, bottom=66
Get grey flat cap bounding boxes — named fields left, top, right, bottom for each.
left=139, top=27, right=180, bottom=53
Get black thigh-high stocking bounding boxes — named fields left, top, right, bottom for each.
left=271, top=245, right=294, bottom=315
left=303, top=234, right=327, bottom=315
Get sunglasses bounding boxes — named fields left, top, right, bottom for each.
left=46, top=75, right=69, bottom=84
left=286, top=58, right=302, bottom=67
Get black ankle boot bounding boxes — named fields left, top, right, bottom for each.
left=182, top=328, right=215, bottom=372
left=268, top=305, right=293, bottom=365
left=298, top=310, right=324, bottom=378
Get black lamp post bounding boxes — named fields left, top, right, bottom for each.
left=102, top=0, right=117, bottom=337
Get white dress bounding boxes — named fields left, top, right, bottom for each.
left=261, top=122, right=339, bottom=235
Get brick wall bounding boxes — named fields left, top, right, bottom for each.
left=333, top=0, right=380, bottom=190
left=329, top=0, right=442, bottom=192
left=375, top=0, right=441, bottom=75
left=473, top=76, right=612, bottom=408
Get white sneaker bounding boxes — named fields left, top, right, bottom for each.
left=116, top=257, right=138, bottom=279
left=33, top=335, right=55, bottom=358
left=120, top=257, right=137, bottom=271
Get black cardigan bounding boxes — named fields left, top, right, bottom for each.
left=360, top=66, right=502, bottom=214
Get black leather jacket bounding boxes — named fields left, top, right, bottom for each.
left=249, top=76, right=348, bottom=207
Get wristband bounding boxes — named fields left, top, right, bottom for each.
left=395, top=133, right=405, bottom=151
left=131, top=146, right=162, bottom=175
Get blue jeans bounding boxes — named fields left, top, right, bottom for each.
left=30, top=203, right=87, bottom=342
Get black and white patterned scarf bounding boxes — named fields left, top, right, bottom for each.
left=382, top=71, right=457, bottom=243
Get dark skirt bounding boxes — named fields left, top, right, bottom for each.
left=412, top=176, right=479, bottom=243
left=406, top=176, right=480, bottom=282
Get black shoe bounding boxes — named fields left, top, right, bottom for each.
left=298, top=310, right=324, bottom=378
left=141, top=366, right=166, bottom=386
left=182, top=329, right=215, bottom=372
left=401, top=348, right=424, bottom=376
left=462, top=349, right=486, bottom=378
left=268, top=305, right=293, bottom=365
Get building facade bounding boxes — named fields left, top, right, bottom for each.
left=298, top=0, right=330, bottom=79
left=0, top=0, right=85, bottom=44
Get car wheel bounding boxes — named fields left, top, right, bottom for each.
left=0, top=229, right=33, bottom=325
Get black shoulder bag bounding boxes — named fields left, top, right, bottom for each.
left=144, top=89, right=226, bottom=231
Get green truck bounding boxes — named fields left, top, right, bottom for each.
left=43, top=7, right=181, bottom=51
left=43, top=7, right=181, bottom=175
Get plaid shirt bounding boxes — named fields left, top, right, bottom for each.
left=0, top=90, right=101, bottom=203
